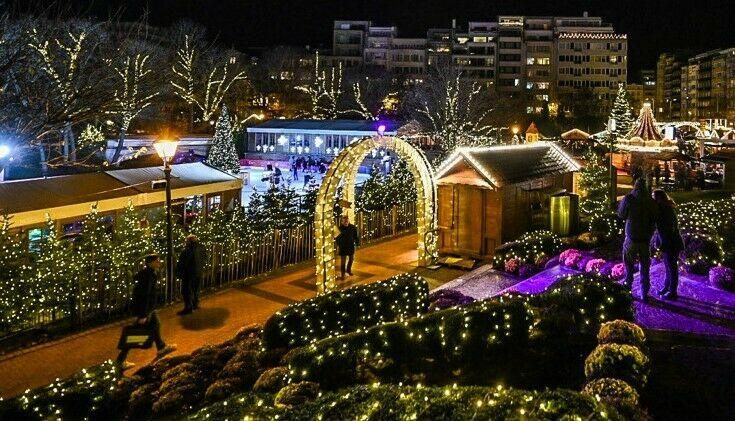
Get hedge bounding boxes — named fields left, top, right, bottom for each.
left=492, top=230, right=563, bottom=270
left=190, top=384, right=623, bottom=420
left=263, top=273, right=429, bottom=350
left=530, top=273, right=634, bottom=339
left=286, top=274, right=633, bottom=390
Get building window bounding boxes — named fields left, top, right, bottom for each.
left=208, top=195, right=222, bottom=212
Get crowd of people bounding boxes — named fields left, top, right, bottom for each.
left=629, top=160, right=724, bottom=192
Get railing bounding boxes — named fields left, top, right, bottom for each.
left=2, top=202, right=418, bottom=340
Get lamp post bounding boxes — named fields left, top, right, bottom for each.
left=511, top=126, right=520, bottom=144
left=153, top=137, right=180, bottom=303
left=607, top=118, right=616, bottom=208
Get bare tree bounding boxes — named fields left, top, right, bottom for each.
left=295, top=51, right=345, bottom=119
left=405, top=67, right=495, bottom=159
left=169, top=23, right=246, bottom=129
left=26, top=19, right=112, bottom=167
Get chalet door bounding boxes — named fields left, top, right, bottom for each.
left=437, top=185, right=455, bottom=253
left=456, top=185, right=483, bottom=254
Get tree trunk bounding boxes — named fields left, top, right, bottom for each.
left=111, top=128, right=127, bottom=164
left=68, top=127, right=77, bottom=162
left=39, top=144, right=48, bottom=176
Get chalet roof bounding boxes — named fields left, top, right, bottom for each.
left=526, top=122, right=539, bottom=134
left=0, top=163, right=239, bottom=216
left=561, top=128, right=591, bottom=140
left=435, top=143, right=581, bottom=188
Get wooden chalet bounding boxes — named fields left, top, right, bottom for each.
left=435, top=143, right=580, bottom=258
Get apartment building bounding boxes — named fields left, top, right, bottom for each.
left=327, top=14, right=627, bottom=114
left=627, top=70, right=657, bottom=112
left=656, top=52, right=689, bottom=120
left=679, top=48, right=735, bottom=121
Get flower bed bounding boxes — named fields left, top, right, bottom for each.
left=190, top=384, right=622, bottom=420
left=493, top=230, right=563, bottom=277
left=263, top=273, right=429, bottom=350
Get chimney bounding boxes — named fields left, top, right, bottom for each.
left=583, top=11, right=588, bottom=18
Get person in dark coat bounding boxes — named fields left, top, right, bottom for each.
left=335, top=215, right=360, bottom=280
left=176, top=235, right=205, bottom=315
left=653, top=190, right=684, bottom=300
left=617, top=178, right=659, bottom=303
left=117, top=254, right=176, bottom=370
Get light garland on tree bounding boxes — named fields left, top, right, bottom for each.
left=207, top=105, right=241, bottom=174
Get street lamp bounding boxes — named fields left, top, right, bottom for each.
left=511, top=126, right=520, bottom=144
left=153, top=137, right=180, bottom=303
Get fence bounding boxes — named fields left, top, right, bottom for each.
left=3, top=202, right=418, bottom=339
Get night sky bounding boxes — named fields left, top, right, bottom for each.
left=28, top=0, right=735, bottom=80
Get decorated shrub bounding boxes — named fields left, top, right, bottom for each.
left=427, top=289, right=475, bottom=311
left=597, top=320, right=646, bottom=349
left=493, top=230, right=563, bottom=270
left=190, top=384, right=622, bottom=421
left=263, top=273, right=429, bottom=350
left=682, top=232, right=724, bottom=275
left=708, top=265, right=735, bottom=291
left=531, top=274, right=634, bottom=339
left=585, top=344, right=650, bottom=389
left=273, top=382, right=320, bottom=407
left=583, top=378, right=640, bottom=411
left=286, top=296, right=532, bottom=389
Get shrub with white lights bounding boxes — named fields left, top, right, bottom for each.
left=262, top=273, right=429, bottom=350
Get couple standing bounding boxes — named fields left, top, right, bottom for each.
left=618, top=178, right=684, bottom=302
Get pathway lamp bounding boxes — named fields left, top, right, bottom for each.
left=153, top=137, right=180, bottom=303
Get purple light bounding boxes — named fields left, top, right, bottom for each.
left=377, top=124, right=386, bottom=135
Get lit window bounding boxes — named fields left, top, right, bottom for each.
left=208, top=195, right=222, bottom=211
left=527, top=57, right=535, bottom=65
left=473, top=36, right=487, bottom=43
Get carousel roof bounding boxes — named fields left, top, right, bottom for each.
left=628, top=103, right=663, bottom=141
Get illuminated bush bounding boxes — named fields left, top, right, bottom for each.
left=427, top=289, right=475, bottom=311
left=493, top=230, right=563, bottom=269
left=263, top=273, right=429, bottom=350
left=597, top=320, right=646, bottom=349
left=286, top=296, right=532, bottom=389
left=190, top=384, right=621, bottom=421
left=708, top=265, right=735, bottom=291
left=531, top=274, right=634, bottom=338
left=583, top=378, right=640, bottom=409
left=585, top=344, right=650, bottom=389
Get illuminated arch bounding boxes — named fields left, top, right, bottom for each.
left=314, top=136, right=437, bottom=293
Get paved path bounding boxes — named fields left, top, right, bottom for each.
left=0, top=234, right=447, bottom=398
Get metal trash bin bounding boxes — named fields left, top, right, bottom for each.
left=549, top=192, right=579, bottom=236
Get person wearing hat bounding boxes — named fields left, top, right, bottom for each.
left=117, top=254, right=176, bottom=370
left=176, top=234, right=205, bottom=315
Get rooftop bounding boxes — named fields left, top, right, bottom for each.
left=435, top=143, right=580, bottom=188
left=0, top=162, right=240, bottom=218
left=247, top=119, right=396, bottom=134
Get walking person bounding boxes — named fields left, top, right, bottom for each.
left=176, top=235, right=205, bottom=315
left=335, top=215, right=360, bottom=281
left=653, top=190, right=684, bottom=300
left=653, top=164, right=661, bottom=187
left=617, top=178, right=659, bottom=303
left=117, top=254, right=176, bottom=370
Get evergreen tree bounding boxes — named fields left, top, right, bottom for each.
left=387, top=159, right=417, bottom=206
left=0, top=217, right=30, bottom=331
left=207, top=105, right=241, bottom=174
left=578, top=150, right=609, bottom=217
left=34, top=216, right=73, bottom=320
left=246, top=188, right=266, bottom=230
left=609, top=83, right=635, bottom=139
left=73, top=205, right=113, bottom=317
left=300, top=179, right=319, bottom=222
left=356, top=165, right=388, bottom=211
left=111, top=203, right=151, bottom=303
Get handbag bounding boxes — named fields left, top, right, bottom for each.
left=117, top=323, right=154, bottom=351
